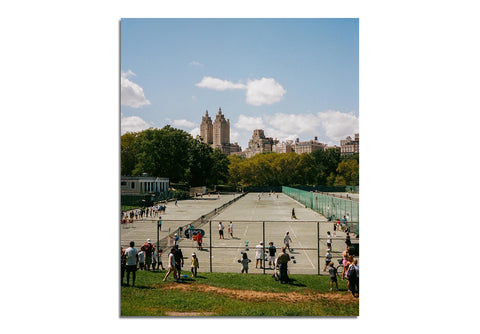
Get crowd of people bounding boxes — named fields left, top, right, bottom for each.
left=121, top=196, right=358, bottom=297
left=322, top=223, right=359, bottom=297
left=121, top=203, right=167, bottom=222
left=121, top=239, right=200, bottom=286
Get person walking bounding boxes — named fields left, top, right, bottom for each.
left=163, top=248, right=177, bottom=282
left=276, top=247, right=291, bottom=284
left=284, top=232, right=292, bottom=252
left=255, top=241, right=264, bottom=269
left=124, top=241, right=138, bottom=287
left=190, top=252, right=199, bottom=277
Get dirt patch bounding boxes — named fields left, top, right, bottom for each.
left=154, top=283, right=357, bottom=304
left=165, top=311, right=215, bottom=316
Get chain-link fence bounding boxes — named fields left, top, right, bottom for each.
left=282, top=186, right=359, bottom=236
left=122, top=218, right=358, bottom=276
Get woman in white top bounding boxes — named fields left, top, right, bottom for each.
left=162, top=248, right=177, bottom=281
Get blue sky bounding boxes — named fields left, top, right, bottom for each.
left=121, top=18, right=359, bottom=149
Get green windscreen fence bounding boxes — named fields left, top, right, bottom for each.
left=282, top=186, right=359, bottom=235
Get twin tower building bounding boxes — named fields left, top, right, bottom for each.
left=200, top=108, right=242, bottom=155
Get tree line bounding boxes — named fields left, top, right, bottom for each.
left=121, top=126, right=359, bottom=188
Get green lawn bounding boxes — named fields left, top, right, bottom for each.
left=121, top=270, right=359, bottom=316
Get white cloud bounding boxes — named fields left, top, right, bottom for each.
left=195, top=76, right=286, bottom=106
left=245, top=78, right=287, bottom=106
left=121, top=115, right=152, bottom=134
left=169, top=119, right=197, bottom=129
left=316, top=110, right=359, bottom=142
left=233, top=115, right=265, bottom=131
left=121, top=70, right=151, bottom=108
left=232, top=110, right=358, bottom=148
left=264, top=113, right=320, bottom=137
left=195, top=76, right=246, bottom=91
left=190, top=127, right=200, bottom=138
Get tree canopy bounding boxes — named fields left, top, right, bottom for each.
left=121, top=127, right=359, bottom=188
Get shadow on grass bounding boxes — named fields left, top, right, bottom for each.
left=287, top=279, right=306, bottom=287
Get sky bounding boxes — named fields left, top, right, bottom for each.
left=121, top=18, right=359, bottom=149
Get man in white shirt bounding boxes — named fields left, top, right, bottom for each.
left=124, top=241, right=138, bottom=287
left=218, top=222, right=225, bottom=239
left=255, top=241, right=264, bottom=269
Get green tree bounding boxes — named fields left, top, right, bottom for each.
left=121, top=132, right=138, bottom=176
left=208, top=148, right=230, bottom=186
left=336, top=159, right=359, bottom=186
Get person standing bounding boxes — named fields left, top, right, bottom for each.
left=174, top=244, right=184, bottom=280
left=121, top=247, right=126, bottom=285
left=138, top=250, right=145, bottom=270
left=276, top=247, right=291, bottom=284
left=140, top=238, right=155, bottom=271
left=323, top=248, right=333, bottom=272
left=157, top=249, right=165, bottom=270
left=341, top=215, right=347, bottom=231
left=228, top=221, right=234, bottom=238
left=255, top=241, right=264, bottom=268
left=328, top=262, right=339, bottom=291
left=347, top=258, right=359, bottom=297
left=326, top=231, right=332, bottom=251
left=240, top=252, right=251, bottom=274
left=284, top=232, right=292, bottom=252
left=291, top=208, right=297, bottom=219
left=163, top=248, right=177, bottom=281
left=218, top=222, right=225, bottom=239
left=345, top=233, right=352, bottom=248
left=124, top=241, right=138, bottom=287
left=195, top=232, right=203, bottom=250
left=157, top=216, right=162, bottom=231
left=190, top=253, right=199, bottom=277
left=267, top=242, right=276, bottom=268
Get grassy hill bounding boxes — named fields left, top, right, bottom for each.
left=121, top=270, right=359, bottom=316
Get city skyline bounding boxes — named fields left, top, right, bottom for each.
left=121, top=18, right=359, bottom=149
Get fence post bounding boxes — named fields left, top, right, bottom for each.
left=317, top=221, right=320, bottom=275
left=209, top=220, right=212, bottom=273
left=263, top=221, right=265, bottom=275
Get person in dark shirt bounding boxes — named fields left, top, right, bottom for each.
left=174, top=245, right=184, bottom=281
left=328, top=262, right=339, bottom=291
left=267, top=242, right=276, bottom=268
